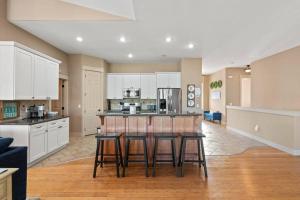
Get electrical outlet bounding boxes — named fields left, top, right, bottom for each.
left=254, top=125, right=260, bottom=132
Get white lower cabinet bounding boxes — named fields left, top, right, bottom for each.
left=58, top=126, right=69, bottom=146
left=29, top=129, right=47, bottom=162
left=47, top=127, right=59, bottom=153
left=0, top=117, right=70, bottom=165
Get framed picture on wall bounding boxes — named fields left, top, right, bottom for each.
left=211, top=91, right=221, bottom=100
left=187, top=84, right=196, bottom=107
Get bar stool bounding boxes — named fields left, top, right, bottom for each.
left=178, top=132, right=208, bottom=178
left=152, top=132, right=178, bottom=177
left=93, top=132, right=123, bottom=178
left=123, top=132, right=149, bottom=177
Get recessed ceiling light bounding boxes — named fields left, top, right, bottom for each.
left=165, top=36, right=172, bottom=43
left=120, top=36, right=126, bottom=43
left=128, top=53, right=133, bottom=58
left=76, top=36, right=83, bottom=42
left=188, top=43, right=194, bottom=49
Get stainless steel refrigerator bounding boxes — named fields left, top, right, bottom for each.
left=157, top=88, right=182, bottom=114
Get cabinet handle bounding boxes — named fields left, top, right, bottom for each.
left=58, top=126, right=63, bottom=129
left=36, top=126, right=42, bottom=129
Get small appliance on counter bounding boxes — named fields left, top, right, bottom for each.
left=123, top=88, right=140, bottom=99
left=28, top=105, right=46, bottom=118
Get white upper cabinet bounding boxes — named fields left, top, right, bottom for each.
left=34, top=56, right=48, bottom=100
left=156, top=72, right=181, bottom=88
left=141, top=74, right=156, bottom=99
left=14, top=47, right=34, bottom=100
left=106, top=74, right=123, bottom=99
left=46, top=60, right=59, bottom=100
left=0, top=42, right=61, bottom=100
left=34, top=56, right=59, bottom=100
left=123, top=74, right=141, bottom=88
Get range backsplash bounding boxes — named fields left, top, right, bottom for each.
left=109, top=99, right=156, bottom=111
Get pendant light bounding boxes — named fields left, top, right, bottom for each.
left=245, top=65, right=251, bottom=73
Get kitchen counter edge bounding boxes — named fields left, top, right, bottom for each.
left=0, top=116, right=70, bottom=126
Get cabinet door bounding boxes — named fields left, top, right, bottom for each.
left=141, top=74, right=156, bottom=99
left=47, top=127, right=59, bottom=153
left=156, top=73, right=169, bottom=88
left=14, top=48, right=34, bottom=100
left=30, top=130, right=47, bottom=162
left=34, top=56, right=48, bottom=100
left=107, top=74, right=123, bottom=99
left=168, top=73, right=181, bottom=88
left=114, top=75, right=123, bottom=99
left=106, top=74, right=115, bottom=99
left=58, top=125, right=69, bottom=146
left=46, top=61, right=59, bottom=100
left=123, top=74, right=140, bottom=88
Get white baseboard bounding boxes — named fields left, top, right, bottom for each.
left=227, top=126, right=300, bottom=156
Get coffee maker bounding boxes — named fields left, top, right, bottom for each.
left=28, top=105, right=46, bottom=118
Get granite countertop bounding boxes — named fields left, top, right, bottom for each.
left=97, top=111, right=202, bottom=117
left=0, top=116, right=69, bottom=126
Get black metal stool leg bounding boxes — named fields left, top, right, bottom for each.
left=197, top=139, right=202, bottom=168
left=117, top=137, right=124, bottom=168
left=114, top=138, right=120, bottom=177
left=171, top=139, right=176, bottom=167
left=93, top=139, right=100, bottom=178
left=200, top=138, right=208, bottom=177
left=143, top=138, right=149, bottom=177
left=178, top=137, right=184, bottom=167
left=123, top=138, right=129, bottom=177
left=180, top=138, right=187, bottom=177
left=125, top=139, right=130, bottom=167
left=100, top=140, right=104, bottom=168
left=152, top=138, right=158, bottom=177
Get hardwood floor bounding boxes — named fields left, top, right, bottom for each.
left=28, top=147, right=300, bottom=200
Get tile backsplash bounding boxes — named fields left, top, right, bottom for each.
left=0, top=100, right=49, bottom=120
left=19, top=100, right=49, bottom=119
left=108, top=99, right=157, bottom=111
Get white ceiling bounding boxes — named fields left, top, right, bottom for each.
left=10, top=0, right=300, bottom=74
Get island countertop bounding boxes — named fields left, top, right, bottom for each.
left=97, top=111, right=202, bottom=126
left=97, top=111, right=202, bottom=117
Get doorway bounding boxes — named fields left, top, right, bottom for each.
left=240, top=77, right=251, bottom=107
left=51, top=79, right=67, bottom=115
left=82, top=70, right=102, bottom=135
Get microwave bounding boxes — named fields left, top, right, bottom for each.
left=123, top=88, right=140, bottom=99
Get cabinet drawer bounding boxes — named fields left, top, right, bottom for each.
left=48, top=120, right=60, bottom=129
left=30, top=123, right=47, bottom=133
left=58, top=118, right=69, bottom=127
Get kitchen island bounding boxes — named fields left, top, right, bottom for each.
left=97, top=112, right=203, bottom=160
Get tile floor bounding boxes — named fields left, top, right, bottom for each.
left=32, top=121, right=265, bottom=167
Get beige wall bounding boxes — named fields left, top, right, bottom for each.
left=251, top=45, right=300, bottom=110
left=208, top=69, right=226, bottom=119
left=202, top=75, right=209, bottom=111
left=69, top=54, right=107, bottom=135
left=0, top=0, right=69, bottom=75
left=7, top=0, right=125, bottom=21
left=108, top=63, right=180, bottom=73
left=207, top=67, right=248, bottom=122
left=227, top=107, right=300, bottom=154
left=180, top=58, right=202, bottom=113
left=226, top=68, right=248, bottom=106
